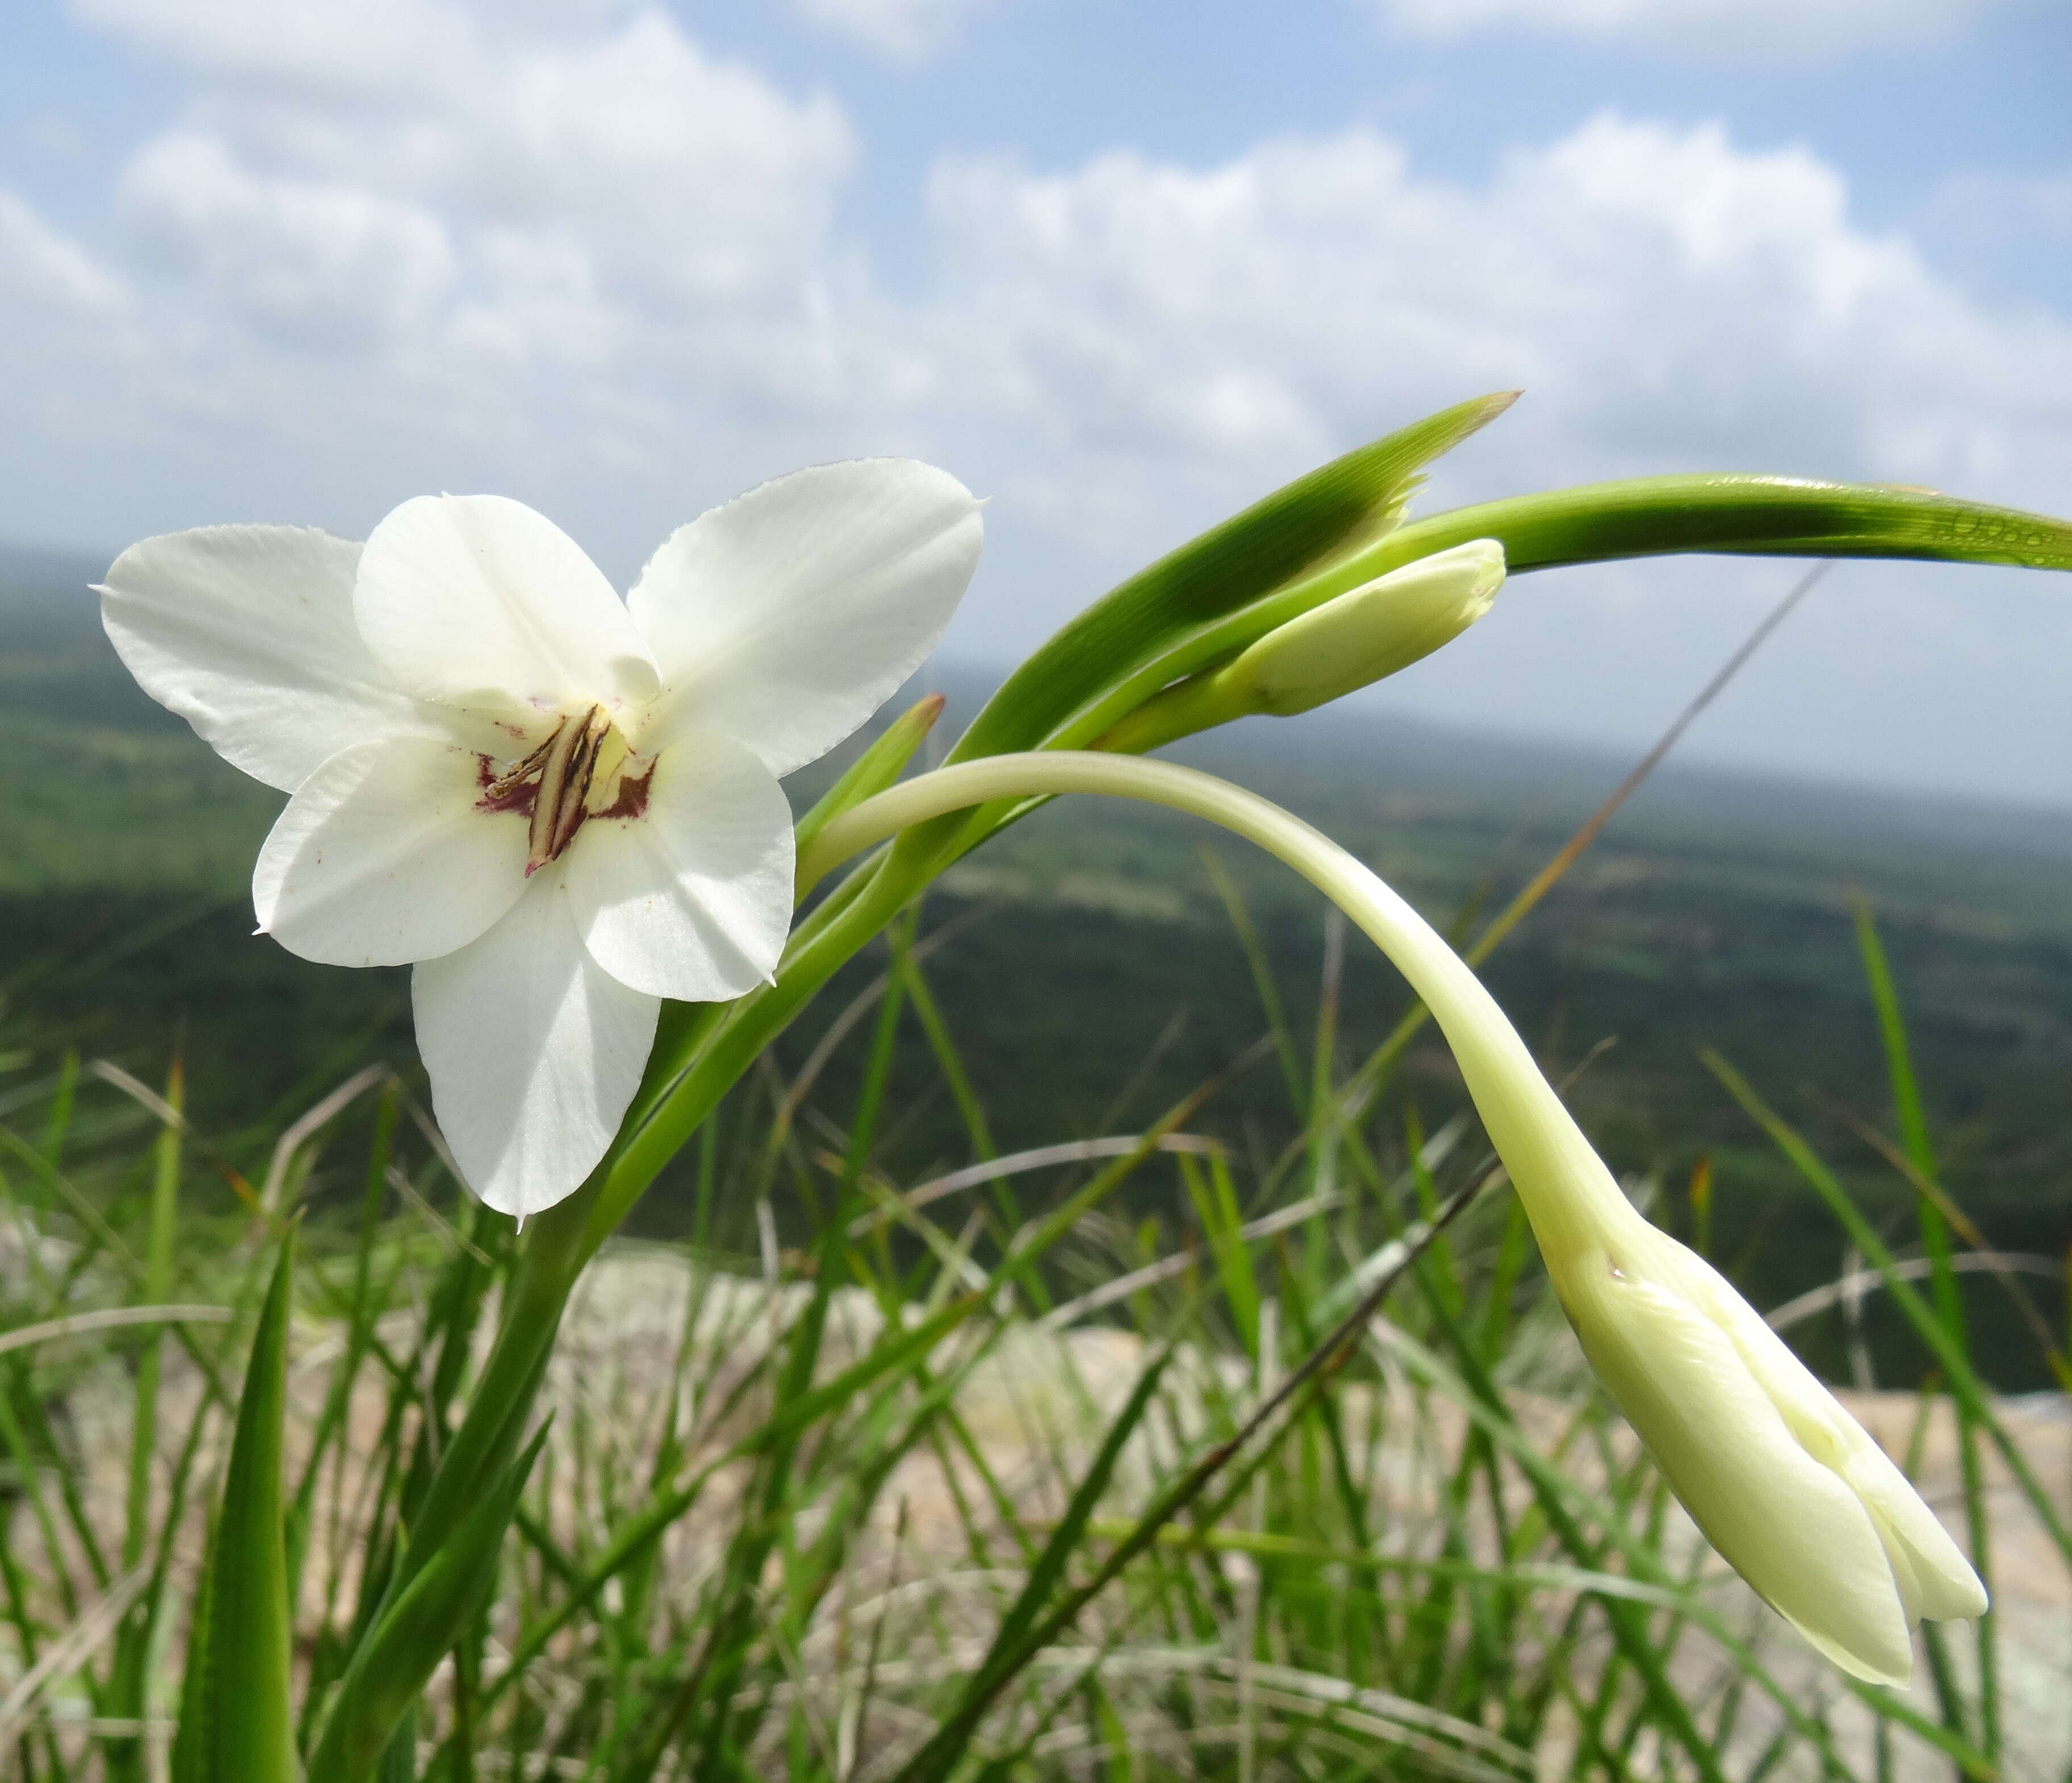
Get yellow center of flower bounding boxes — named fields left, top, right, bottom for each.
left=477, top=705, right=653, bottom=875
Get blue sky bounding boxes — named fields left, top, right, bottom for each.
left=2, top=0, right=2069, bottom=803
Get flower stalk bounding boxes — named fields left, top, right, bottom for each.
left=797, top=749, right=1987, bottom=1682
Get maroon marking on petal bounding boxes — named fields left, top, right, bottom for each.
left=475, top=753, right=540, bottom=819
left=593, top=761, right=656, bottom=822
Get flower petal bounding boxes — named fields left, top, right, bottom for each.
left=1842, top=1438, right=1990, bottom=1622
left=412, top=879, right=659, bottom=1219
left=355, top=495, right=660, bottom=726
left=562, top=729, right=794, bottom=1001
left=629, top=459, right=981, bottom=776
left=254, top=736, right=529, bottom=967
left=1694, top=1260, right=1989, bottom=1625
left=99, top=524, right=453, bottom=792
left=1561, top=1239, right=1916, bottom=1686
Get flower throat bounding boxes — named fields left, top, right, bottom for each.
left=478, top=705, right=652, bottom=874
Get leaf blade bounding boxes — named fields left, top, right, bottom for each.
left=949, top=391, right=1519, bottom=763
left=1375, top=473, right=2072, bottom=577
left=171, top=1232, right=298, bottom=1783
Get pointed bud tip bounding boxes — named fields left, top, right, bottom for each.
left=1235, top=537, right=1506, bottom=716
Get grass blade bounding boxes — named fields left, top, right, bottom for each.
left=308, top=1425, right=552, bottom=1783
left=170, top=1231, right=298, bottom=1783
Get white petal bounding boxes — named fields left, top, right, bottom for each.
left=628, top=459, right=981, bottom=776
left=412, top=879, right=659, bottom=1218
left=355, top=495, right=660, bottom=726
left=254, top=736, right=530, bottom=967
left=100, top=525, right=453, bottom=792
left=563, top=729, right=794, bottom=1001
left=1561, top=1239, right=1915, bottom=1686
left=1698, top=1264, right=1990, bottom=1625
left=1843, top=1439, right=1990, bottom=1622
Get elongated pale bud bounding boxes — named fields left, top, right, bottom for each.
left=1544, top=1192, right=1987, bottom=1685
left=1096, top=541, right=1504, bottom=752
left=794, top=750, right=1988, bottom=1685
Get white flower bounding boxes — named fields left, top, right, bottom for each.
left=101, top=461, right=983, bottom=1217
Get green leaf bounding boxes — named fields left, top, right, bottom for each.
left=948, top=391, right=1519, bottom=763
left=1373, top=473, right=2072, bottom=578
left=306, top=1425, right=550, bottom=1783
left=171, top=1232, right=297, bottom=1783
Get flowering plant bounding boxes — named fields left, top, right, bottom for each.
left=103, top=393, right=2071, bottom=1778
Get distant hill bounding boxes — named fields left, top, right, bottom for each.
left=0, top=543, right=175, bottom=731
left=5, top=541, right=2070, bottom=1387
left=0, top=543, right=109, bottom=634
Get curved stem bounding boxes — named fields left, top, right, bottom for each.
left=799, top=751, right=1632, bottom=1259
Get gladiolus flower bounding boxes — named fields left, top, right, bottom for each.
left=101, top=462, right=983, bottom=1216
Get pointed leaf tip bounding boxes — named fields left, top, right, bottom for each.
left=793, top=690, right=948, bottom=864
left=951, top=390, right=1522, bottom=765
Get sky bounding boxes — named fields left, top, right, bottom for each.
left=2, top=0, right=2069, bottom=804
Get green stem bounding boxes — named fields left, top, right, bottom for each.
left=798, top=751, right=1633, bottom=1260
left=125, top=1058, right=182, bottom=1570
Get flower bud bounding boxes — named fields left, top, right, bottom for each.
left=790, top=736, right=1990, bottom=1684
left=1340, top=858, right=1990, bottom=1684
left=1545, top=1199, right=1987, bottom=1684
left=1224, top=537, right=1505, bottom=716
left=1093, top=540, right=1505, bottom=754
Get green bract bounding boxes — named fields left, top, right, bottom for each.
left=1379, top=473, right=2072, bottom=578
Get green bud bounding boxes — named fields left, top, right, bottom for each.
left=1096, top=539, right=1504, bottom=753
left=1224, top=536, right=1504, bottom=716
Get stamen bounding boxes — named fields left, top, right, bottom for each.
left=526, top=705, right=611, bottom=875
left=548, top=708, right=611, bottom=862
left=482, top=728, right=560, bottom=805
left=482, top=706, right=635, bottom=876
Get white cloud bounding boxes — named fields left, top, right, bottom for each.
left=1375, top=0, right=2017, bottom=63
left=917, top=115, right=2072, bottom=542
left=122, top=133, right=459, bottom=346
left=43, top=0, right=863, bottom=511
left=0, top=189, right=129, bottom=316
left=93, top=0, right=855, bottom=316
left=790, top=0, right=995, bottom=64
left=896, top=115, right=2072, bottom=802
left=7, top=7, right=2071, bottom=798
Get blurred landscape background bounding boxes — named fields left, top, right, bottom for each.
left=10, top=541, right=2069, bottom=1388
left=5, top=5, right=2071, bottom=1771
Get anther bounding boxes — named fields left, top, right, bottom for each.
left=526, top=705, right=610, bottom=875
left=482, top=729, right=558, bottom=805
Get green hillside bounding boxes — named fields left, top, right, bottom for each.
left=6, top=546, right=2070, bottom=1383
